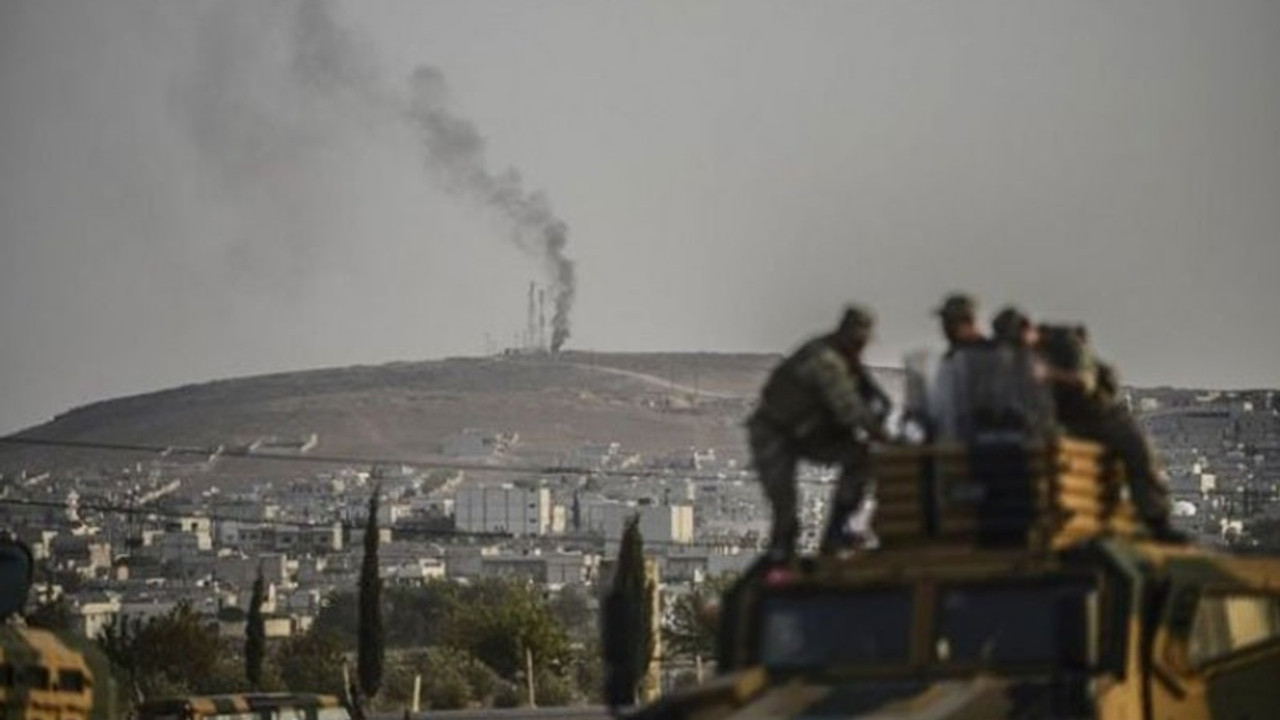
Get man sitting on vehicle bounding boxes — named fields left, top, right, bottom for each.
left=1036, top=324, right=1180, bottom=541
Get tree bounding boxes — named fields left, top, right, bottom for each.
left=533, top=668, right=574, bottom=707
left=570, top=638, right=604, bottom=704
left=311, top=590, right=359, bottom=650
left=663, top=573, right=737, bottom=662
left=604, top=515, right=652, bottom=705
left=245, top=567, right=266, bottom=689
left=548, top=584, right=592, bottom=639
left=444, top=579, right=570, bottom=681
left=381, top=646, right=497, bottom=710
left=97, top=602, right=225, bottom=700
left=383, top=582, right=459, bottom=649
left=276, top=631, right=346, bottom=696
left=358, top=484, right=384, bottom=700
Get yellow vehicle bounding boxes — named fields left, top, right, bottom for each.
left=2, top=540, right=349, bottom=720
left=613, top=438, right=1280, bottom=719
left=136, top=694, right=350, bottom=720
left=0, top=625, right=96, bottom=720
left=1, top=540, right=117, bottom=720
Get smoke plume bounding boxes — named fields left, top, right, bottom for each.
left=179, top=0, right=577, bottom=350
left=280, top=0, right=578, bottom=351
left=407, top=66, right=576, bottom=351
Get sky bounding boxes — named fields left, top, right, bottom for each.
left=1, top=0, right=1278, bottom=434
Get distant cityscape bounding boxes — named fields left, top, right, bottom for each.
left=2, top=385, right=1278, bottom=647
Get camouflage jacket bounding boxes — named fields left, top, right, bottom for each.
left=754, top=337, right=884, bottom=441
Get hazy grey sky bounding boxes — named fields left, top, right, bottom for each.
left=2, top=0, right=1278, bottom=434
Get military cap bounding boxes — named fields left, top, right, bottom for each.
left=934, top=293, right=977, bottom=322
left=992, top=306, right=1030, bottom=343
left=835, top=305, right=875, bottom=340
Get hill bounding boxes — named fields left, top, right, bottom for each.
left=0, top=352, right=903, bottom=481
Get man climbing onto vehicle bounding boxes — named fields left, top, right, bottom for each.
left=748, top=305, right=890, bottom=558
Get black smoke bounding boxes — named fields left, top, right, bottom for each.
left=178, top=0, right=578, bottom=350
left=407, top=66, right=576, bottom=352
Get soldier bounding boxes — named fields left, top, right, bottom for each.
left=937, top=293, right=991, bottom=353
left=992, top=306, right=1038, bottom=349
left=982, top=305, right=1056, bottom=437
left=930, top=294, right=1012, bottom=441
left=748, top=306, right=890, bottom=558
left=1036, top=324, right=1180, bottom=541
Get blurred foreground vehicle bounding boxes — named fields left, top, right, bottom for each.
left=607, top=436, right=1280, bottom=720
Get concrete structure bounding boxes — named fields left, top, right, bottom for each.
left=218, top=521, right=342, bottom=554
left=384, top=557, right=447, bottom=585
left=74, top=595, right=122, bottom=639
left=213, top=553, right=288, bottom=589
left=49, top=536, right=113, bottom=578
left=479, top=550, right=594, bottom=587
left=218, top=615, right=294, bottom=639
left=586, top=501, right=695, bottom=546
left=454, top=484, right=552, bottom=537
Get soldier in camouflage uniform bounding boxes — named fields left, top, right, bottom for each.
left=748, top=306, right=890, bottom=557
left=1037, top=324, right=1179, bottom=540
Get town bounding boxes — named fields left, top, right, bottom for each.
left=2, top=381, right=1278, bottom=707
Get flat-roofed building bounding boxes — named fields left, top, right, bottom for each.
left=455, top=484, right=551, bottom=537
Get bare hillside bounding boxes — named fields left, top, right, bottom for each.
left=0, top=353, right=904, bottom=480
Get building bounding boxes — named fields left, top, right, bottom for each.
left=384, top=557, right=447, bottom=586
left=479, top=550, right=594, bottom=587
left=217, top=521, right=342, bottom=554
left=454, top=484, right=552, bottom=537
left=74, top=595, right=122, bottom=639
left=444, top=545, right=501, bottom=580
left=212, top=553, right=288, bottom=589
left=49, top=536, right=113, bottom=578
left=585, top=501, right=695, bottom=547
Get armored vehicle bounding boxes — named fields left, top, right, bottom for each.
left=1, top=538, right=119, bottom=720
left=611, top=438, right=1280, bottom=719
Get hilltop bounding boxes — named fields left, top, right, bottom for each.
left=0, top=352, right=903, bottom=480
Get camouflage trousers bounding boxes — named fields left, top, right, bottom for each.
left=748, top=415, right=870, bottom=555
left=1065, top=404, right=1171, bottom=526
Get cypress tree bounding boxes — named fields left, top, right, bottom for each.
left=358, top=484, right=384, bottom=699
left=245, top=566, right=266, bottom=689
left=604, top=515, right=651, bottom=705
